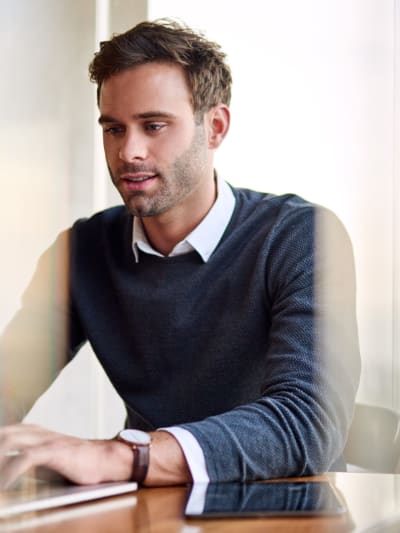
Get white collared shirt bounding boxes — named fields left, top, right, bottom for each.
left=132, top=175, right=235, bottom=263
left=131, top=174, right=235, bottom=482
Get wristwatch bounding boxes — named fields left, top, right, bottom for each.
left=117, top=429, right=152, bottom=484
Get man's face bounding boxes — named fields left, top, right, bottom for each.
left=99, top=62, right=212, bottom=218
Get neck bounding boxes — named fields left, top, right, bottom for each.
left=141, top=175, right=217, bottom=256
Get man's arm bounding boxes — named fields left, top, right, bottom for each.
left=178, top=206, right=360, bottom=481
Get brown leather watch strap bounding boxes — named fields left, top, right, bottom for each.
left=131, top=443, right=150, bottom=484
left=117, top=431, right=151, bottom=484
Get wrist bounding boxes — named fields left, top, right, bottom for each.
left=109, top=439, right=139, bottom=481
left=144, top=431, right=192, bottom=486
left=116, top=429, right=152, bottom=484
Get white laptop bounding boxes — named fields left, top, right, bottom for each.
left=0, top=476, right=137, bottom=520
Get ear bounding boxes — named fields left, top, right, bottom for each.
left=205, top=104, right=230, bottom=149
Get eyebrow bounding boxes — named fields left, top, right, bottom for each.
left=98, top=111, right=177, bottom=124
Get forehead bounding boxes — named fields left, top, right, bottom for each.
left=99, top=62, right=194, bottom=117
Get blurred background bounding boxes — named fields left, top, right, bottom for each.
left=0, top=0, right=399, bottom=447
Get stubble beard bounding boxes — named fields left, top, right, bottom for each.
left=108, top=124, right=209, bottom=218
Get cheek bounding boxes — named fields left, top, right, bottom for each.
left=156, top=129, right=195, bottom=160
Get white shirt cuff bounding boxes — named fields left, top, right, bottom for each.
left=160, top=426, right=210, bottom=483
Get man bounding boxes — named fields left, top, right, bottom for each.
left=0, top=20, right=360, bottom=487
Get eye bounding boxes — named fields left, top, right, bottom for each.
left=103, top=125, right=124, bottom=136
left=144, top=123, right=166, bottom=132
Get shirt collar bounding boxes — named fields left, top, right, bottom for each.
left=132, top=174, right=235, bottom=263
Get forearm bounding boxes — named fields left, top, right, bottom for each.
left=181, top=384, right=344, bottom=482
left=180, top=322, right=359, bottom=483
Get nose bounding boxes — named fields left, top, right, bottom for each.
left=118, top=131, right=147, bottom=162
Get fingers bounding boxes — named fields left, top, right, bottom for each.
left=0, top=424, right=60, bottom=464
left=0, top=424, right=78, bottom=488
left=0, top=423, right=133, bottom=487
left=1, top=423, right=52, bottom=452
left=0, top=425, right=59, bottom=488
left=0, top=450, right=34, bottom=489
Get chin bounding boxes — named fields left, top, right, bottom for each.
left=126, top=203, right=154, bottom=218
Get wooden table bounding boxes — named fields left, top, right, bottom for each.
left=1, top=473, right=400, bottom=532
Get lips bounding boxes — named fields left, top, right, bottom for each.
left=119, top=172, right=158, bottom=191
left=120, top=172, right=157, bottom=182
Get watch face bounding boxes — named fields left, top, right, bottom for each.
left=119, top=429, right=151, bottom=445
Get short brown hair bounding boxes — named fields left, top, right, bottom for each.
left=89, top=19, right=232, bottom=115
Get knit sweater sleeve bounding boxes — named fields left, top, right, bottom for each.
left=180, top=205, right=360, bottom=482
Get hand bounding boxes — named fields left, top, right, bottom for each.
left=0, top=423, right=133, bottom=489
left=0, top=424, right=193, bottom=488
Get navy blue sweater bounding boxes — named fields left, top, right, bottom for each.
left=1, top=187, right=360, bottom=481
